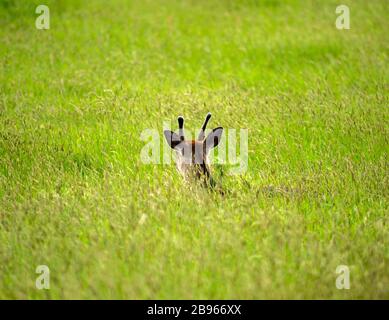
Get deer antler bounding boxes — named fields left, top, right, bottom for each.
left=177, top=116, right=185, bottom=141
left=197, top=112, right=212, bottom=141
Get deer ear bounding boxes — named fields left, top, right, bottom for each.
left=204, top=127, right=223, bottom=152
left=164, top=130, right=182, bottom=150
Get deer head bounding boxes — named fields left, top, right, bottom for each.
left=163, top=113, right=223, bottom=184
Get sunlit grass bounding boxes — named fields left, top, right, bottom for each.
left=0, top=0, right=388, bottom=299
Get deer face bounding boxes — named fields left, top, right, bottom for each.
left=163, top=113, right=223, bottom=182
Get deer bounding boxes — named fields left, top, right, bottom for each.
left=163, top=113, right=223, bottom=188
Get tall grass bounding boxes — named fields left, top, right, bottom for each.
left=0, top=0, right=388, bottom=299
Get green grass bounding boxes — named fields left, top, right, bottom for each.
left=0, top=0, right=388, bottom=299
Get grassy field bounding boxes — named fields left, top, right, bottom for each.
left=0, top=0, right=388, bottom=299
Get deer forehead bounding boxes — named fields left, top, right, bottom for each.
left=178, top=141, right=207, bottom=161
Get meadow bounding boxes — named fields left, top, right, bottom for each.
left=0, top=0, right=388, bottom=299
